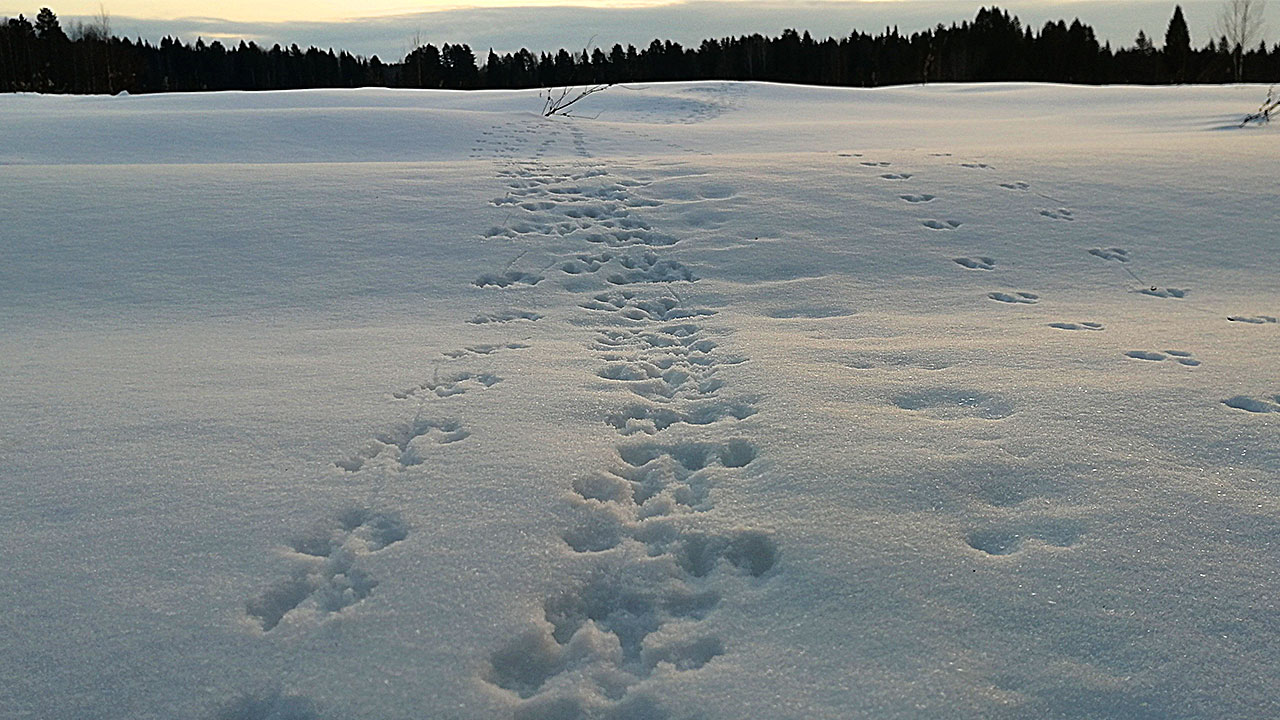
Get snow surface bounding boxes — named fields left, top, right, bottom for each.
left=1, top=82, right=1277, bottom=720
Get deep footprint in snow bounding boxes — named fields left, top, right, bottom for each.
left=999, top=181, right=1030, bottom=191
left=900, top=194, right=936, bottom=203
left=443, top=342, right=530, bottom=358
left=1124, top=349, right=1200, bottom=366
left=967, top=521, right=1083, bottom=555
left=246, top=509, right=408, bottom=631
left=1135, top=287, right=1189, bottom=299
left=336, top=418, right=471, bottom=472
left=954, top=257, right=996, bottom=270
left=468, top=310, right=542, bottom=325
left=1088, top=247, right=1130, bottom=262
left=960, top=162, right=993, bottom=169
left=1039, top=208, right=1074, bottom=221
left=922, top=219, right=962, bottom=230
left=880, top=173, right=913, bottom=180
left=988, top=291, right=1039, bottom=304
left=1049, top=321, right=1104, bottom=331
left=394, top=371, right=501, bottom=400
left=1222, top=394, right=1280, bottom=413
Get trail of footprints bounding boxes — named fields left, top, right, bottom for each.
left=466, top=121, right=777, bottom=717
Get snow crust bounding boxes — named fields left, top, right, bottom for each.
left=1, top=82, right=1277, bottom=719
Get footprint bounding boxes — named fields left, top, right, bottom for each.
left=922, top=219, right=962, bottom=230
left=336, top=418, right=471, bottom=472
left=1048, top=321, right=1104, bottom=331
left=900, top=194, right=936, bottom=203
left=861, top=161, right=891, bottom=167
left=1039, top=208, right=1074, bottom=221
left=954, top=257, right=996, bottom=270
left=1088, top=247, right=1130, bottom=263
left=1135, top=287, right=1189, bottom=299
left=1000, top=181, right=1030, bottom=191
left=892, top=388, right=1013, bottom=420
left=605, top=400, right=757, bottom=435
left=967, top=521, right=1082, bottom=556
left=836, top=152, right=863, bottom=157
left=961, top=162, right=993, bottom=169
left=468, top=310, right=542, bottom=325
left=443, top=342, right=530, bottom=358
left=880, top=173, right=913, bottom=180
left=988, top=291, right=1039, bottom=304
left=473, top=271, right=543, bottom=288
left=1125, top=349, right=1200, bottom=366
left=394, top=372, right=501, bottom=400
left=1223, top=394, right=1280, bottom=413
left=246, top=509, right=408, bottom=631
left=1227, top=315, right=1277, bottom=324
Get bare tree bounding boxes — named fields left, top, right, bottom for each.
left=1217, top=0, right=1267, bottom=81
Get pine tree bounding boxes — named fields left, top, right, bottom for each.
left=1164, top=5, right=1192, bottom=82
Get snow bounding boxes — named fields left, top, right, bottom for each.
left=1, top=82, right=1277, bottom=720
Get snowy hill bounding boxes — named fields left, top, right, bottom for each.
left=1, top=82, right=1277, bottom=720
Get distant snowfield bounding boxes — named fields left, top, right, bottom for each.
left=1, top=83, right=1277, bottom=720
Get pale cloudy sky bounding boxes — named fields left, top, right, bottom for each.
left=1, top=1, right=1254, bottom=60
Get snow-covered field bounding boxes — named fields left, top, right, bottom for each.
left=1, top=82, right=1277, bottom=720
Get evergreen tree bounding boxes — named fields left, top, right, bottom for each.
left=1164, top=5, right=1192, bottom=82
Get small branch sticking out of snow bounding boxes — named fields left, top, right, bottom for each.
left=542, top=84, right=612, bottom=117
left=1241, top=85, right=1277, bottom=126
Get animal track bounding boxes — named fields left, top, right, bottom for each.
left=394, top=371, right=501, bottom=400
left=443, top=342, right=530, bottom=358
left=1227, top=315, right=1277, bottom=324
left=606, top=400, right=757, bottom=435
left=581, top=290, right=716, bottom=322
left=900, top=194, right=936, bottom=203
left=1135, top=287, right=1188, bottom=299
left=1125, top=350, right=1200, bottom=366
left=484, top=570, right=725, bottom=704
left=336, top=418, right=470, bottom=472
left=482, top=156, right=774, bottom=714
left=606, top=251, right=697, bottom=285
left=473, top=271, right=543, bottom=288
left=246, top=509, right=408, bottom=631
left=967, top=520, right=1083, bottom=555
left=1223, top=394, right=1280, bottom=413
left=954, top=257, right=995, bottom=270
left=922, top=219, right=962, bottom=230
left=1088, top=247, right=1130, bottom=262
left=988, top=291, right=1039, bottom=304
left=1039, top=208, right=1074, bottom=221
left=861, top=161, right=891, bottom=167
left=1048, top=321, right=1103, bottom=331
left=892, top=388, right=1014, bottom=420
left=880, top=173, right=913, bottom=180
left=468, top=310, right=542, bottom=324
left=999, top=181, right=1030, bottom=191
left=961, top=162, right=992, bottom=169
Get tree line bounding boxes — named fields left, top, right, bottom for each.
left=1, top=5, right=1277, bottom=94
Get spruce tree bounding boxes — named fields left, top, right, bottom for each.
left=1164, top=5, right=1192, bottom=82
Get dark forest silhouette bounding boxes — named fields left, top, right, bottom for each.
left=1, top=6, right=1277, bottom=94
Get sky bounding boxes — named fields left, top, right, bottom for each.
left=1, top=1, right=1261, bottom=60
